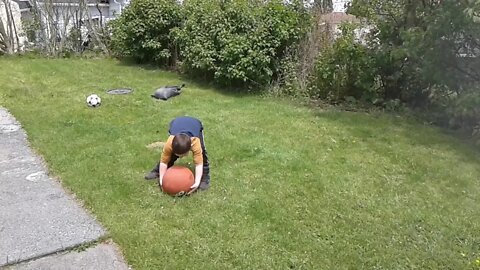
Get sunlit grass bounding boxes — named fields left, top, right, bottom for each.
left=1, top=57, right=479, bottom=269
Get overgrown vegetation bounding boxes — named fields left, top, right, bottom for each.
left=174, top=0, right=310, bottom=86
left=1, top=0, right=113, bottom=56
left=109, top=0, right=182, bottom=66
left=307, top=23, right=377, bottom=103
left=302, top=0, right=480, bottom=142
left=345, top=0, right=480, bottom=142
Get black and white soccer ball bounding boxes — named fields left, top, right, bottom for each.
left=86, top=94, right=102, bottom=107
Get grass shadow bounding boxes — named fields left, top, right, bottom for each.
left=113, top=58, right=263, bottom=98
left=313, top=109, right=480, bottom=167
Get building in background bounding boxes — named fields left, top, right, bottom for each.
left=332, top=0, right=350, bottom=13
left=321, top=0, right=370, bottom=42
left=2, top=0, right=130, bottom=52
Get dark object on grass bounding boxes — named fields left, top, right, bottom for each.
left=151, top=84, right=185, bottom=100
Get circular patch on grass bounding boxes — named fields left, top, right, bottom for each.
left=106, top=88, right=133, bottom=95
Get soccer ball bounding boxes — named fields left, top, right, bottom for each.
left=86, top=94, right=101, bottom=107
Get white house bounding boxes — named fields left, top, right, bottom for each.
left=320, top=0, right=372, bottom=42
left=2, top=0, right=130, bottom=51
left=33, top=0, right=129, bottom=38
left=36, top=0, right=130, bottom=24
left=332, top=0, right=350, bottom=13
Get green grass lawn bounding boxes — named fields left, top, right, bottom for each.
left=1, top=57, right=479, bottom=269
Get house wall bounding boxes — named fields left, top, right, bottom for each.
left=108, top=0, right=130, bottom=20
left=88, top=4, right=110, bottom=22
left=83, top=0, right=131, bottom=23
left=333, top=0, right=350, bottom=13
left=0, top=0, right=27, bottom=51
left=36, top=3, right=112, bottom=43
left=38, top=0, right=130, bottom=40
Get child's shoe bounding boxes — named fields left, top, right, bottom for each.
left=199, top=175, right=210, bottom=190
left=199, top=181, right=210, bottom=190
left=144, top=171, right=159, bottom=180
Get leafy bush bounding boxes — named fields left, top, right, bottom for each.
left=175, top=0, right=310, bottom=87
left=424, top=85, right=480, bottom=144
left=109, top=0, right=182, bottom=66
left=348, top=0, right=480, bottom=103
left=446, top=88, right=480, bottom=140
left=308, top=23, right=378, bottom=103
left=271, top=7, right=336, bottom=98
left=344, top=0, right=480, bottom=139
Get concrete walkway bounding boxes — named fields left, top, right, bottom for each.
left=0, top=108, right=130, bottom=270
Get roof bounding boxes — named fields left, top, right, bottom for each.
left=320, top=12, right=359, bottom=26
left=12, top=0, right=32, bottom=10
left=35, top=0, right=109, bottom=4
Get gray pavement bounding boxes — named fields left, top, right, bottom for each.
left=6, top=243, right=128, bottom=270
left=0, top=108, right=130, bottom=269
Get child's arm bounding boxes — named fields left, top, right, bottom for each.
left=192, top=164, right=203, bottom=188
left=159, top=136, right=174, bottom=187
left=158, top=162, right=168, bottom=186
left=189, top=138, right=204, bottom=192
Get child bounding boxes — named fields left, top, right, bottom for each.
left=145, top=116, right=210, bottom=192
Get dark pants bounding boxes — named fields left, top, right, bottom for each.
left=151, top=129, right=210, bottom=183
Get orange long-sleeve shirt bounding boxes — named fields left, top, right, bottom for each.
left=160, top=135, right=203, bottom=165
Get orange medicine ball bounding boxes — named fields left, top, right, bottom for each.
left=162, top=166, right=194, bottom=196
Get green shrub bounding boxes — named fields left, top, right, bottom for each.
left=308, top=23, right=378, bottom=103
left=109, top=0, right=182, bottom=66
left=175, top=0, right=310, bottom=87
left=348, top=0, right=480, bottom=104
left=418, top=85, right=480, bottom=144
left=446, top=88, right=480, bottom=140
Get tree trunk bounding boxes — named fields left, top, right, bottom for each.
left=6, top=0, right=19, bottom=49
left=0, top=17, right=12, bottom=53
left=404, top=0, right=417, bottom=28
left=30, top=0, right=46, bottom=50
left=83, top=0, right=109, bottom=54
left=314, top=0, right=333, bottom=13
left=1, top=0, right=15, bottom=53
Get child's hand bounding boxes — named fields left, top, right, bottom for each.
left=188, top=182, right=200, bottom=195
